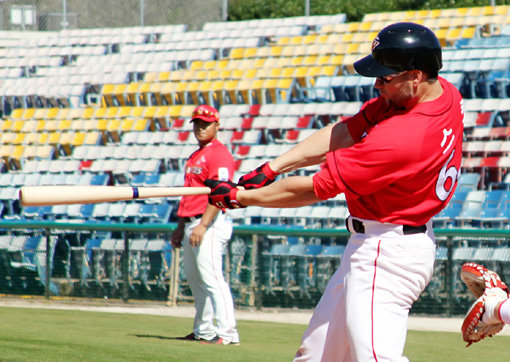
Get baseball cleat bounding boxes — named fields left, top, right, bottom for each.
left=200, top=335, right=241, bottom=345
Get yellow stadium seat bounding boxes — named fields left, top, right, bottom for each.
left=117, top=106, right=132, bottom=118
left=69, top=119, right=85, bottom=131
left=277, top=36, right=292, bottom=45
left=202, top=60, right=217, bottom=70
left=289, top=36, right=304, bottom=45
left=346, top=43, right=361, bottom=54
left=235, top=79, right=252, bottom=104
left=12, top=133, right=25, bottom=144
left=48, top=132, right=62, bottom=144
left=243, top=47, right=258, bottom=58
left=144, top=71, right=159, bottom=82
left=46, top=108, right=60, bottom=119
left=101, top=84, right=117, bottom=107
left=133, top=119, right=150, bottom=132
left=341, top=33, right=354, bottom=43
left=84, top=131, right=102, bottom=145
left=105, top=107, right=120, bottom=118
left=168, top=70, right=183, bottom=82
left=191, top=69, right=206, bottom=80
left=0, top=132, right=15, bottom=144
left=302, top=55, right=318, bottom=66
left=58, top=120, right=72, bottom=131
left=143, top=106, right=157, bottom=118
left=11, top=145, right=25, bottom=159
left=155, top=105, right=172, bottom=118
left=79, top=107, right=93, bottom=119
left=125, top=82, right=142, bottom=105
left=96, top=119, right=109, bottom=131
left=306, top=44, right=321, bottom=56
left=222, top=79, right=239, bottom=104
left=494, top=5, right=510, bottom=15
left=256, top=68, right=271, bottom=79
left=147, top=82, right=163, bottom=105
left=160, top=82, right=177, bottom=105
left=303, top=34, right=318, bottom=44
left=37, top=133, right=49, bottom=144
left=131, top=106, right=145, bottom=118
left=430, top=9, right=442, bottom=18
left=294, top=45, right=308, bottom=57
left=107, top=119, right=121, bottom=132
left=332, top=23, right=349, bottom=33
left=67, top=108, right=84, bottom=119
left=467, top=7, right=483, bottom=16
left=282, top=46, right=296, bottom=57
left=24, top=132, right=39, bottom=145
left=9, top=108, right=24, bottom=120
left=36, top=145, right=54, bottom=158
left=229, top=48, right=245, bottom=59
left=81, top=119, right=99, bottom=131
left=415, top=10, right=430, bottom=19
left=179, top=105, right=195, bottom=118
left=71, top=132, right=87, bottom=146
left=460, top=27, right=477, bottom=39
left=270, top=46, right=283, bottom=57
left=32, top=108, right=48, bottom=120
left=44, top=120, right=59, bottom=132
left=291, top=56, right=305, bottom=67
left=158, top=71, right=171, bottom=82
left=21, top=120, right=38, bottom=133
left=218, top=69, right=232, bottom=79
left=207, top=69, right=220, bottom=80
left=456, top=7, right=469, bottom=16
left=359, top=42, right=372, bottom=55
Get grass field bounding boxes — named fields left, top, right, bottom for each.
left=0, top=306, right=509, bottom=361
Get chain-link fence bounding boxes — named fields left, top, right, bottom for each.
left=2, top=221, right=510, bottom=316
left=0, top=0, right=225, bottom=31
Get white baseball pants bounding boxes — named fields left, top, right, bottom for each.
left=182, top=213, right=240, bottom=343
left=294, top=218, right=436, bottom=361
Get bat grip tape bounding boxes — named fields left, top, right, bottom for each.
left=132, top=187, right=139, bottom=199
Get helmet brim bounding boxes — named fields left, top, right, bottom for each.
left=354, top=54, right=400, bottom=77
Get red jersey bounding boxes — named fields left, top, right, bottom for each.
left=177, top=139, right=235, bottom=217
left=313, top=77, right=464, bottom=225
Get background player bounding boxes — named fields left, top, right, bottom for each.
left=205, top=22, right=464, bottom=360
left=171, top=105, right=240, bottom=345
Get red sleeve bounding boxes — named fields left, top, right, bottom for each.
left=345, top=97, right=398, bottom=142
left=312, top=161, right=345, bottom=200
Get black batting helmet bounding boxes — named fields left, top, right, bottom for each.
left=354, top=22, right=442, bottom=78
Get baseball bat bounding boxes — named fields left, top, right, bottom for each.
left=19, top=185, right=211, bottom=206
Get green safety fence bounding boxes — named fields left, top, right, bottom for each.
left=0, top=220, right=508, bottom=316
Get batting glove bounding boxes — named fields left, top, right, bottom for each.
left=238, top=162, right=279, bottom=189
left=204, top=179, right=245, bottom=209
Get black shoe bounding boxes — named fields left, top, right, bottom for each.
left=177, top=332, right=204, bottom=341
left=200, top=335, right=225, bottom=345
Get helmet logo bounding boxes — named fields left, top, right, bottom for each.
left=372, top=37, right=380, bottom=52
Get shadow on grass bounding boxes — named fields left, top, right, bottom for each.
left=131, top=334, right=193, bottom=341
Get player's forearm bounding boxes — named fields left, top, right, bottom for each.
left=268, top=121, right=354, bottom=174
left=237, top=176, right=319, bottom=208
left=200, top=204, right=220, bottom=227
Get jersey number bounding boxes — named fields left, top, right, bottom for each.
left=436, top=149, right=459, bottom=201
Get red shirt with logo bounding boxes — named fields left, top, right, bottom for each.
left=313, top=77, right=464, bottom=225
left=177, top=139, right=235, bottom=217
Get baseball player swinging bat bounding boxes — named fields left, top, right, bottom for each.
left=19, top=185, right=211, bottom=206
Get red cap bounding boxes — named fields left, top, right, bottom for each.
left=190, top=105, right=220, bottom=123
